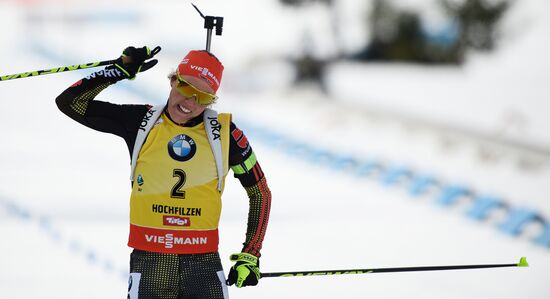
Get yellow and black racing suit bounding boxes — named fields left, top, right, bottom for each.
left=56, top=69, right=271, bottom=299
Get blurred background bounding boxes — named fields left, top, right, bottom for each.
left=0, top=0, right=549, bottom=298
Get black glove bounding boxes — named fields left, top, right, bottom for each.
left=226, top=252, right=261, bottom=288
left=108, top=46, right=161, bottom=80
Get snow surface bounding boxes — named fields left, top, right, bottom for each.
left=1, top=0, right=549, bottom=298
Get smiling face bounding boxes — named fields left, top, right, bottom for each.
left=167, top=50, right=223, bottom=125
left=166, top=77, right=207, bottom=125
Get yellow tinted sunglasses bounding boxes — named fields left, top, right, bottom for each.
left=175, top=76, right=217, bottom=105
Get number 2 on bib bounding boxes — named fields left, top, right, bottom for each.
left=171, top=169, right=186, bottom=199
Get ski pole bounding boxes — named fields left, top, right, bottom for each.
left=0, top=59, right=117, bottom=82
left=260, top=257, right=529, bottom=278
left=0, top=45, right=161, bottom=82
left=191, top=3, right=224, bottom=52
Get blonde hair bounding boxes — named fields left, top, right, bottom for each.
left=168, top=70, right=177, bottom=82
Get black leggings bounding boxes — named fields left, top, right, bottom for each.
left=128, top=250, right=229, bottom=299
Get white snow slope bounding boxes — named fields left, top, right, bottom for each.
left=1, top=0, right=549, bottom=298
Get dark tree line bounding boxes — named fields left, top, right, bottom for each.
left=355, top=0, right=511, bottom=64
left=279, top=0, right=511, bottom=88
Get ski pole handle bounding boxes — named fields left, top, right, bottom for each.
left=191, top=3, right=223, bottom=52
left=261, top=257, right=529, bottom=278
left=0, top=59, right=117, bottom=82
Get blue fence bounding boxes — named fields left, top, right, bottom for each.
left=238, top=123, right=550, bottom=249
left=0, top=196, right=128, bottom=280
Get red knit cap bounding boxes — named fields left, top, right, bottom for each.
left=177, top=50, right=224, bottom=93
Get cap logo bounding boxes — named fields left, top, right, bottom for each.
left=181, top=58, right=189, bottom=64
left=190, top=65, right=220, bottom=86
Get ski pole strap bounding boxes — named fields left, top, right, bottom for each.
left=261, top=257, right=528, bottom=278
left=0, top=60, right=117, bottom=81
